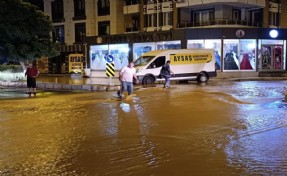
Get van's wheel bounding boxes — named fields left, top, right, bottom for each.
left=197, top=73, right=209, bottom=83
left=143, top=76, right=155, bottom=84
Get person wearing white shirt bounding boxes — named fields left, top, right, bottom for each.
left=117, top=62, right=139, bottom=98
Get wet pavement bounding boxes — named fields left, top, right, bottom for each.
left=0, top=81, right=287, bottom=175
left=37, top=75, right=121, bottom=85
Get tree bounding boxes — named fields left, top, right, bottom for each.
left=0, top=0, right=58, bottom=64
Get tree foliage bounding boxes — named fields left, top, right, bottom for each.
left=0, top=0, right=58, bottom=63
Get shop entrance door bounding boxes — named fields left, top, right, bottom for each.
left=261, top=45, right=284, bottom=71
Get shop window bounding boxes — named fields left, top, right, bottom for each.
left=223, top=39, right=256, bottom=71
left=73, top=0, right=86, bottom=20
left=157, top=41, right=181, bottom=50
left=148, top=56, right=166, bottom=69
left=53, top=25, right=65, bottom=44
left=109, top=44, right=130, bottom=70
left=187, top=40, right=204, bottom=49
left=90, top=45, right=109, bottom=70
left=98, top=21, right=110, bottom=35
left=90, top=44, right=129, bottom=70
left=51, top=0, right=64, bottom=23
left=187, top=40, right=221, bottom=70
left=133, top=41, right=181, bottom=61
left=133, top=43, right=156, bottom=61
left=75, top=23, right=86, bottom=43
left=98, top=0, right=110, bottom=16
left=259, top=40, right=285, bottom=71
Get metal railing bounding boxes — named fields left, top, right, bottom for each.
left=178, top=18, right=263, bottom=28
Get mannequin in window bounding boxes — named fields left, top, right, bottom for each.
left=224, top=51, right=239, bottom=70
left=240, top=53, right=253, bottom=70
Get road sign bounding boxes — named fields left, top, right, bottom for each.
left=105, top=55, right=114, bottom=63
left=106, top=62, right=115, bottom=77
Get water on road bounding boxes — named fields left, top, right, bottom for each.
left=0, top=81, right=286, bottom=176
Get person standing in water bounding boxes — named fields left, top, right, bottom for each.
left=160, top=60, right=174, bottom=89
left=25, top=62, right=39, bottom=95
left=117, top=61, right=139, bottom=98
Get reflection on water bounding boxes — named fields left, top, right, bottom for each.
left=226, top=98, right=287, bottom=175
left=0, top=81, right=287, bottom=175
left=37, top=76, right=120, bottom=85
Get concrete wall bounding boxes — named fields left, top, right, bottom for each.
left=63, top=0, right=75, bottom=45
left=281, top=1, right=287, bottom=28
left=85, top=0, right=96, bottom=37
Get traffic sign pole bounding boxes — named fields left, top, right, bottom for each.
left=105, top=55, right=115, bottom=86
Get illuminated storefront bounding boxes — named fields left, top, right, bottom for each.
left=86, top=28, right=287, bottom=76
left=223, top=39, right=256, bottom=71
left=258, top=39, right=286, bottom=71
left=187, top=40, right=221, bottom=70
left=90, top=44, right=129, bottom=70
left=133, top=40, right=181, bottom=60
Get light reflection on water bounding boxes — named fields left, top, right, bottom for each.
left=226, top=98, right=287, bottom=175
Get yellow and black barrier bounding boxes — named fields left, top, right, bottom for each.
left=106, top=62, right=115, bottom=77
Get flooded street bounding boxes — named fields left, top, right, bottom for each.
left=0, top=81, right=287, bottom=175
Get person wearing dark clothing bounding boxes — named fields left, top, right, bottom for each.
left=25, top=63, right=39, bottom=95
left=160, top=60, right=174, bottom=89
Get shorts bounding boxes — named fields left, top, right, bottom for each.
left=27, top=77, right=36, bottom=88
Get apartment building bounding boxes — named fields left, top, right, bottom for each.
left=35, top=0, right=287, bottom=77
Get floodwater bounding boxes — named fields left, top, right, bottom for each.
left=0, top=81, right=286, bottom=176
left=37, top=76, right=121, bottom=85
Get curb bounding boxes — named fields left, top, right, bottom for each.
left=215, top=77, right=287, bottom=81
left=1, top=77, right=287, bottom=91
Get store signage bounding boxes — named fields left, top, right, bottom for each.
left=170, top=53, right=212, bottom=65
left=236, top=29, right=245, bottom=38
left=96, top=37, right=102, bottom=44
left=68, top=54, right=84, bottom=74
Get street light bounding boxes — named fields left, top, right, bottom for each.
left=269, top=29, right=279, bottom=38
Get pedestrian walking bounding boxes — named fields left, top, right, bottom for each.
left=160, top=60, right=174, bottom=89
left=25, top=62, right=39, bottom=95
left=117, top=61, right=139, bottom=98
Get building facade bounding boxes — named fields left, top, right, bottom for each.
left=39, top=0, right=287, bottom=77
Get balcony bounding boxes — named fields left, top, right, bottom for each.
left=176, top=0, right=265, bottom=8
left=125, top=27, right=140, bottom=33
left=178, top=18, right=263, bottom=28
left=123, top=4, right=140, bottom=14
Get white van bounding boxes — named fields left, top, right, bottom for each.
left=134, top=49, right=217, bottom=84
